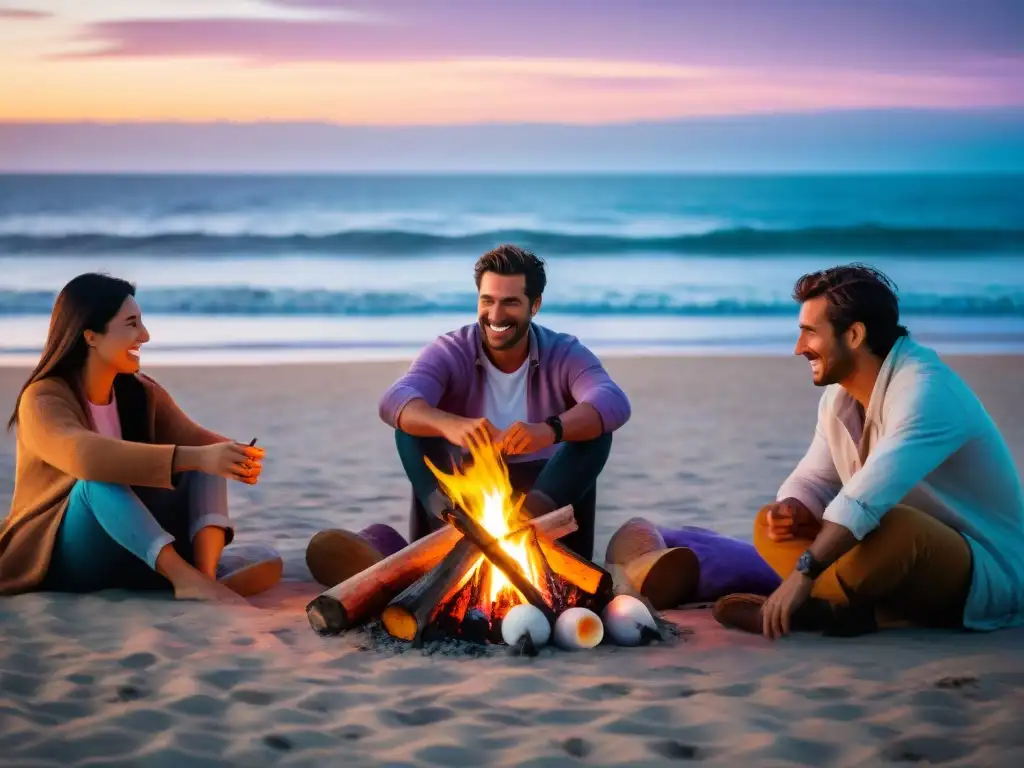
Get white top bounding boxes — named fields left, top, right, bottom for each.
left=482, top=354, right=531, bottom=462
left=88, top=392, right=122, bottom=439
left=777, top=336, right=1024, bottom=631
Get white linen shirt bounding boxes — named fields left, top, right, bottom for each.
left=777, top=336, right=1024, bottom=631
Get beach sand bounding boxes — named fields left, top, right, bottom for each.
left=1, top=355, right=1023, bottom=767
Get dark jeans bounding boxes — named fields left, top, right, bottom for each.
left=395, top=430, right=612, bottom=560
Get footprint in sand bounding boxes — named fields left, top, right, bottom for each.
left=416, top=744, right=489, bottom=766
left=198, top=668, right=252, bottom=691
left=577, top=682, right=633, bottom=701
left=230, top=689, right=276, bottom=706
left=403, top=692, right=443, bottom=708
left=801, top=685, right=849, bottom=701
left=119, top=652, right=158, bottom=670
left=380, top=706, right=455, bottom=727
left=644, top=683, right=700, bottom=700
left=883, top=736, right=974, bottom=764
left=935, top=676, right=978, bottom=690
left=815, top=703, right=867, bottom=721
left=169, top=694, right=229, bottom=718
left=560, top=737, right=592, bottom=758
left=714, top=681, right=759, bottom=697
left=298, top=689, right=370, bottom=713
left=764, top=736, right=840, bottom=765
left=917, top=705, right=979, bottom=729
left=333, top=724, right=370, bottom=741
left=478, top=710, right=531, bottom=728
left=114, top=685, right=147, bottom=702
left=263, top=734, right=292, bottom=751
left=0, top=672, right=43, bottom=697
left=533, top=708, right=604, bottom=726
left=111, top=708, right=174, bottom=733
left=649, top=740, right=703, bottom=761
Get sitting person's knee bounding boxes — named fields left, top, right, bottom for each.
left=70, top=478, right=122, bottom=501
left=873, top=505, right=924, bottom=535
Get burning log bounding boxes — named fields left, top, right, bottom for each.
left=381, top=538, right=480, bottom=644
left=538, top=539, right=614, bottom=611
left=306, top=504, right=576, bottom=635
left=442, top=505, right=557, bottom=625
left=383, top=515, right=560, bottom=644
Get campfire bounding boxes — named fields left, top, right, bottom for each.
left=306, top=433, right=662, bottom=653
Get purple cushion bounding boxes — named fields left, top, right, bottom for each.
left=657, top=525, right=781, bottom=601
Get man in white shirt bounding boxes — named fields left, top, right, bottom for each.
left=714, top=264, right=1024, bottom=639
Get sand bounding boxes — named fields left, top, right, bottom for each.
left=1, top=355, right=1023, bottom=767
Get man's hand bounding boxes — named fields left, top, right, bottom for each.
left=440, top=416, right=500, bottom=449
left=762, top=571, right=813, bottom=640
left=499, top=421, right=556, bottom=456
left=764, top=497, right=821, bottom=542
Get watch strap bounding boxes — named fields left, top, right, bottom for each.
left=544, top=415, right=563, bottom=444
left=797, top=550, right=825, bottom=580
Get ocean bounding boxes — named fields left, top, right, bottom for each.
left=1, top=174, right=1022, bottom=364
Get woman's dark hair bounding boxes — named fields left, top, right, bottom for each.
left=792, top=263, right=908, bottom=359
left=7, top=273, right=136, bottom=430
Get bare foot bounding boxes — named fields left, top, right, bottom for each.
left=173, top=571, right=252, bottom=606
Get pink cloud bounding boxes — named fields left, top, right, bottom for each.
left=0, top=7, right=50, bottom=19
left=58, top=2, right=1024, bottom=71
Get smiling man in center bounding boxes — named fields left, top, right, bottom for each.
left=378, top=244, right=631, bottom=559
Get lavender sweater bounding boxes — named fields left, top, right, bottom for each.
left=379, top=323, right=631, bottom=460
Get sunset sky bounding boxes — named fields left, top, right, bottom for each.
left=1, top=0, right=1022, bottom=170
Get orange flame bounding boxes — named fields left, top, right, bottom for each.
left=424, top=431, right=540, bottom=606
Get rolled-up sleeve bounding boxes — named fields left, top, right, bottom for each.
left=566, top=340, right=631, bottom=432
left=822, top=379, right=968, bottom=540
left=378, top=342, right=453, bottom=428
left=776, top=393, right=843, bottom=517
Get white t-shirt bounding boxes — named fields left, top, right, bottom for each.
left=88, top=392, right=122, bottom=439
left=481, top=355, right=530, bottom=461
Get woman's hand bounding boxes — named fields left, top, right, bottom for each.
left=197, top=441, right=265, bottom=484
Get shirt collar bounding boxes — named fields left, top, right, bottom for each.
left=474, top=323, right=540, bottom=369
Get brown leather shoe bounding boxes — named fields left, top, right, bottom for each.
left=712, top=593, right=836, bottom=634
left=712, top=593, right=768, bottom=633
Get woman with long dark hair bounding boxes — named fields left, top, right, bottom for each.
left=0, top=273, right=281, bottom=602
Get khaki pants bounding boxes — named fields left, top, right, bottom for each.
left=754, top=505, right=972, bottom=628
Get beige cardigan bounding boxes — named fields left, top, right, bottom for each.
left=0, top=372, right=223, bottom=594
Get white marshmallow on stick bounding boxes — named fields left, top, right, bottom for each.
left=502, top=604, right=552, bottom=656
left=601, top=594, right=660, bottom=646
left=553, top=607, right=604, bottom=649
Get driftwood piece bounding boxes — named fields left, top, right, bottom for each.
left=380, top=539, right=480, bottom=644
left=306, top=504, right=576, bottom=635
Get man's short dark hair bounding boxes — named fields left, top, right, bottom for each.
left=474, top=244, right=547, bottom=302
left=793, top=263, right=908, bottom=359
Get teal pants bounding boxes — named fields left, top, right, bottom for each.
left=42, top=472, right=234, bottom=592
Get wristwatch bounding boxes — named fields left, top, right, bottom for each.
left=544, top=414, right=564, bottom=444
left=795, top=549, right=825, bottom=580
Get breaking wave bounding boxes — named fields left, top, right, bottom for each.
left=1, top=225, right=1023, bottom=256
left=1, top=287, right=1021, bottom=316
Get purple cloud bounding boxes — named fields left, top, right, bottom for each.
left=0, top=7, right=50, bottom=18
left=63, top=0, right=1024, bottom=70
